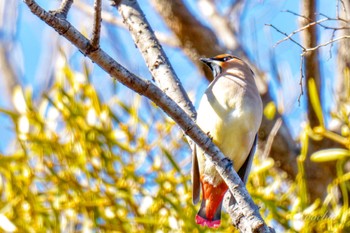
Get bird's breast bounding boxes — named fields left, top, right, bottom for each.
left=196, top=80, right=262, bottom=186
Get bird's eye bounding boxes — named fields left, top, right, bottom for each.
left=222, top=56, right=233, bottom=62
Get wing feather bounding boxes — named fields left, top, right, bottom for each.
left=192, top=145, right=200, bottom=204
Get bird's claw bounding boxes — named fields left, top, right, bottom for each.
left=222, top=158, right=233, bottom=170
left=206, top=131, right=213, bottom=141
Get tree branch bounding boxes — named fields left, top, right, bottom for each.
left=266, top=23, right=305, bottom=50
left=90, top=0, right=102, bottom=48
left=50, top=0, right=73, bottom=18
left=114, top=0, right=195, bottom=119
left=302, top=35, right=350, bottom=53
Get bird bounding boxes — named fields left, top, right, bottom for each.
left=192, top=54, right=262, bottom=228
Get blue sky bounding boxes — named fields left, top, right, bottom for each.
left=0, top=0, right=341, bottom=153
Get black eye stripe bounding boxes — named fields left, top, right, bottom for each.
left=213, top=55, right=237, bottom=62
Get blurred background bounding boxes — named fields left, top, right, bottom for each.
left=0, top=0, right=349, bottom=232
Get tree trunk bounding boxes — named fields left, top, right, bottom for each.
left=336, top=0, right=350, bottom=107
left=300, top=0, right=337, bottom=202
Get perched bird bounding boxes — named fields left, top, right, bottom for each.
left=192, top=54, right=262, bottom=228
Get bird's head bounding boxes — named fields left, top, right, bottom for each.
left=200, top=54, right=253, bottom=78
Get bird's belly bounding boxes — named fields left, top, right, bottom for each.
left=216, top=111, right=254, bottom=169
left=197, top=106, right=258, bottom=186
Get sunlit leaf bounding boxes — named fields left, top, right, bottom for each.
left=311, top=148, right=350, bottom=162
left=263, top=101, right=276, bottom=120
left=308, top=78, right=324, bottom=127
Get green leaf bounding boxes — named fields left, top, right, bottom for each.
left=308, top=78, right=324, bottom=127
left=311, top=148, right=350, bottom=162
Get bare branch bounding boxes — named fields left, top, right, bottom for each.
left=265, top=24, right=305, bottom=50
left=284, top=10, right=349, bottom=27
left=317, top=12, right=349, bottom=23
left=267, top=22, right=350, bottom=56
left=327, top=29, right=337, bottom=60
left=274, top=18, right=328, bottom=47
left=90, top=0, right=102, bottom=48
left=298, top=55, right=304, bottom=105
left=302, top=35, right=350, bottom=53
left=114, top=0, right=195, bottom=119
left=283, top=9, right=311, bottom=20
left=50, top=0, right=74, bottom=19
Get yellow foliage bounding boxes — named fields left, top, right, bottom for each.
left=1, top=60, right=350, bottom=232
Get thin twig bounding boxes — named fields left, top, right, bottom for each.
left=282, top=9, right=310, bottom=21
left=268, top=23, right=350, bottom=55
left=91, top=0, right=102, bottom=48
left=265, top=24, right=305, bottom=50
left=273, top=16, right=350, bottom=48
left=337, top=0, right=340, bottom=18
left=274, top=18, right=328, bottom=47
left=318, top=12, right=348, bottom=23
left=302, top=35, right=350, bottom=53
left=284, top=9, right=349, bottom=26
left=328, top=29, right=337, bottom=60
left=298, top=55, right=304, bottom=106
left=339, top=0, right=347, bottom=19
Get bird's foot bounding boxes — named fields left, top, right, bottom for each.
left=206, top=131, right=213, bottom=141
left=222, top=157, right=233, bottom=170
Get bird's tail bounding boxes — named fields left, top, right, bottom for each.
left=195, top=180, right=228, bottom=228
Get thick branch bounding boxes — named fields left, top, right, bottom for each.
left=23, top=0, right=273, bottom=231
left=115, top=0, right=195, bottom=120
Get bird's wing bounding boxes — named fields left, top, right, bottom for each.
left=192, top=145, right=200, bottom=204
left=237, top=134, right=258, bottom=183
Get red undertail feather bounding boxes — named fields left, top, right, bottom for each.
left=195, top=178, right=228, bottom=228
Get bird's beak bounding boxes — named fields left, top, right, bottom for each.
left=200, top=57, right=221, bottom=78
left=199, top=57, right=213, bottom=65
